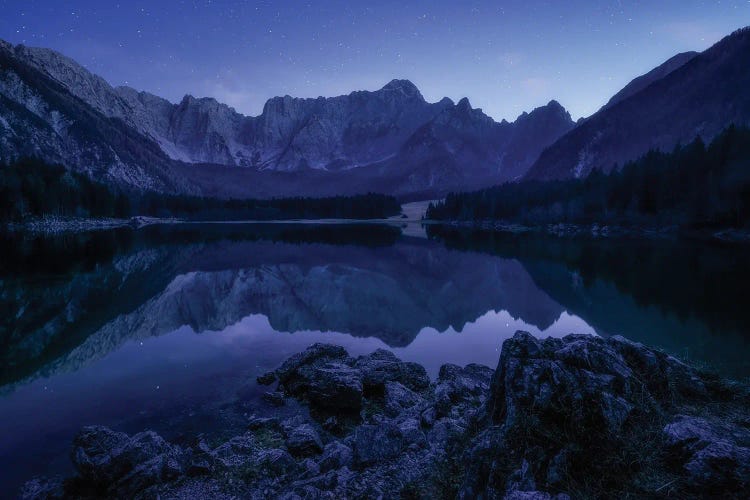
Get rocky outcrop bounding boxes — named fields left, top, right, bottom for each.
left=23, top=333, right=749, bottom=499
left=460, top=332, right=749, bottom=498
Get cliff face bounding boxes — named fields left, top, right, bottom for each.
left=23, top=334, right=750, bottom=499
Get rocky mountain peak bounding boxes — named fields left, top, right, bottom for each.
left=0, top=37, right=577, bottom=195
left=456, top=97, right=472, bottom=111
left=379, top=79, right=423, bottom=101
left=520, top=99, right=573, bottom=123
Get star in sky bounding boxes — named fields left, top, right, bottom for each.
left=1, top=0, right=748, bottom=121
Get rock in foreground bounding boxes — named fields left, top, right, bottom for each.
left=23, top=334, right=750, bottom=499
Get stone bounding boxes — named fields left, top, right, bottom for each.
left=420, top=407, right=437, bottom=428
left=210, top=433, right=258, bottom=469
left=71, top=426, right=181, bottom=485
left=353, top=423, right=405, bottom=466
left=355, top=350, right=430, bottom=393
left=115, top=450, right=186, bottom=496
left=318, top=441, right=354, bottom=473
left=306, top=364, right=363, bottom=412
left=663, top=415, right=750, bottom=492
left=398, top=418, right=428, bottom=449
left=20, top=477, right=65, bottom=500
left=186, top=440, right=213, bottom=476
left=262, top=391, right=286, bottom=407
left=286, top=424, right=324, bottom=457
left=254, top=448, right=298, bottom=478
left=383, top=381, right=424, bottom=417
left=276, top=344, right=349, bottom=384
left=504, top=492, right=571, bottom=500
left=248, top=416, right=282, bottom=432
left=322, top=416, right=340, bottom=433
left=257, top=371, right=277, bottom=385
left=434, top=363, right=493, bottom=417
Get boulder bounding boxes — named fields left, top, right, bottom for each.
left=353, top=423, right=405, bottom=466
left=318, top=441, right=354, bottom=473
left=663, top=415, right=750, bottom=492
left=434, top=363, right=493, bottom=417
left=210, top=433, right=258, bottom=469
left=354, top=349, right=430, bottom=393
left=19, top=477, right=65, bottom=500
left=383, top=381, right=424, bottom=417
left=307, top=364, right=363, bottom=412
left=285, top=424, right=324, bottom=457
left=71, top=426, right=183, bottom=486
left=276, top=344, right=349, bottom=385
left=256, top=371, right=277, bottom=386
left=247, top=416, right=282, bottom=432
left=398, top=418, right=428, bottom=449
left=485, top=332, right=642, bottom=433
left=262, top=391, right=286, bottom=407
left=254, top=448, right=298, bottom=479
left=464, top=332, right=747, bottom=498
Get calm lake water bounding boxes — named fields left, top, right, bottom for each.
left=1, top=223, right=749, bottom=492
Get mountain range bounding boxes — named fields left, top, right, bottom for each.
left=1, top=26, right=749, bottom=198
left=0, top=39, right=572, bottom=198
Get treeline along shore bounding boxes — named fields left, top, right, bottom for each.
left=0, top=158, right=402, bottom=223
left=427, top=125, right=750, bottom=233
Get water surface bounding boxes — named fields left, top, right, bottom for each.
left=1, top=223, right=748, bottom=492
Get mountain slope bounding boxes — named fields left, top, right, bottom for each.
left=0, top=41, right=189, bottom=192
left=0, top=38, right=575, bottom=197
left=600, top=51, right=697, bottom=111
left=526, top=27, right=750, bottom=180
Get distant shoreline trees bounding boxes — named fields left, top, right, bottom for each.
left=427, top=125, right=750, bottom=229
left=0, top=158, right=401, bottom=222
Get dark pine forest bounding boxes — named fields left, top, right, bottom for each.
left=427, top=125, right=750, bottom=230
left=0, top=158, right=401, bottom=222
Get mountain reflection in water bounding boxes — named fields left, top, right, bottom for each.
left=0, top=223, right=748, bottom=492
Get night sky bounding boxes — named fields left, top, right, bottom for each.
left=1, top=1, right=748, bottom=121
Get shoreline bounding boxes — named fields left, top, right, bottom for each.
left=20, top=332, right=750, bottom=499
left=2, top=215, right=422, bottom=235
left=5, top=215, right=749, bottom=244
left=423, top=219, right=750, bottom=243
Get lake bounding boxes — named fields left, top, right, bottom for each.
left=1, top=222, right=749, bottom=493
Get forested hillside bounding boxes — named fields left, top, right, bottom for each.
left=0, top=158, right=401, bottom=222
left=427, top=125, right=750, bottom=229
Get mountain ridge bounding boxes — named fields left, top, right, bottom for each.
left=526, top=26, right=750, bottom=180
left=0, top=38, right=575, bottom=197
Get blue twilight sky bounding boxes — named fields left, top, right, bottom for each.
left=1, top=1, right=748, bottom=121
